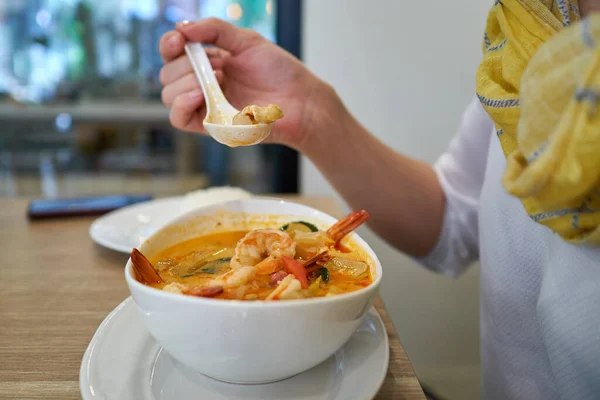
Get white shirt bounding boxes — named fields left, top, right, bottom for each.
left=417, top=96, right=600, bottom=400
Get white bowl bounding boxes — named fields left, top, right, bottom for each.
left=124, top=199, right=382, bottom=384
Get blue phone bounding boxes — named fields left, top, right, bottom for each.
left=27, top=194, right=153, bottom=220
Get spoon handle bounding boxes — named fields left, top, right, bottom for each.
left=184, top=42, right=232, bottom=116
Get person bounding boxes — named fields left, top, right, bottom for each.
left=158, top=1, right=600, bottom=399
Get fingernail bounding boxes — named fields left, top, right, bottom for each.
left=176, top=20, right=190, bottom=28
left=189, top=89, right=204, bottom=100
left=167, top=32, right=180, bottom=48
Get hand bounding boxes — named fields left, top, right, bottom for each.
left=159, top=18, right=335, bottom=149
left=159, top=20, right=446, bottom=259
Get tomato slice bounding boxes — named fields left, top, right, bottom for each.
left=281, top=256, right=309, bottom=288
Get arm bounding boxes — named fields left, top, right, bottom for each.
left=416, top=96, right=493, bottom=275
left=298, top=85, right=445, bottom=257
left=159, top=19, right=489, bottom=266
left=304, top=93, right=492, bottom=274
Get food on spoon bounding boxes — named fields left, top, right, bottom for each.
left=232, top=104, right=284, bottom=125
left=133, top=210, right=372, bottom=301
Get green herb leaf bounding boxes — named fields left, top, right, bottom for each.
left=280, top=221, right=319, bottom=233
left=183, top=257, right=232, bottom=277
left=320, top=267, right=329, bottom=283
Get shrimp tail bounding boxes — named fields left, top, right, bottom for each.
left=131, top=249, right=163, bottom=284
left=302, top=251, right=329, bottom=267
left=326, top=210, right=370, bottom=243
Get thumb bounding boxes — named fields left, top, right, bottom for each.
left=176, top=18, right=264, bottom=56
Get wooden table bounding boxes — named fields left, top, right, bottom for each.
left=0, top=174, right=208, bottom=198
left=0, top=197, right=425, bottom=400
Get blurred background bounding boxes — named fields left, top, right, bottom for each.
left=0, top=0, right=491, bottom=399
left=0, top=0, right=298, bottom=197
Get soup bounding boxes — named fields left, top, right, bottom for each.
left=132, top=211, right=373, bottom=301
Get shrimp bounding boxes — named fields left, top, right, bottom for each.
left=186, top=285, right=224, bottom=298
left=230, top=229, right=295, bottom=274
left=265, top=275, right=304, bottom=300
left=208, top=266, right=256, bottom=289
left=130, top=248, right=163, bottom=284
left=326, top=210, right=370, bottom=243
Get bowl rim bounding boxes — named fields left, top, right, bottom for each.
left=124, top=198, right=382, bottom=308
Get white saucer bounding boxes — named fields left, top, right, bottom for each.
left=89, top=187, right=255, bottom=253
left=80, top=297, right=389, bottom=400
left=89, top=197, right=183, bottom=253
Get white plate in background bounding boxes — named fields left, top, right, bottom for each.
left=89, top=196, right=182, bottom=253
left=89, top=187, right=253, bottom=253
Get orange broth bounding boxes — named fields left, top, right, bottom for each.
left=148, top=230, right=373, bottom=300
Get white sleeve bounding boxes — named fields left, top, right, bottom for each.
left=415, top=95, right=494, bottom=277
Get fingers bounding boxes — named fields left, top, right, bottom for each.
left=175, top=18, right=264, bottom=56
left=205, top=46, right=231, bottom=59
left=160, top=53, right=226, bottom=86
left=169, top=89, right=206, bottom=132
left=160, top=55, right=192, bottom=85
left=159, top=18, right=245, bottom=134
left=161, top=70, right=223, bottom=108
left=207, top=53, right=227, bottom=70
left=164, top=69, right=224, bottom=133
left=159, top=31, right=186, bottom=62
left=161, top=73, right=198, bottom=108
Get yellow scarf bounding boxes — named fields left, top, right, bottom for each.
left=476, top=0, right=600, bottom=245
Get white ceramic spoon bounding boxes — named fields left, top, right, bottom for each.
left=184, top=42, right=274, bottom=147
